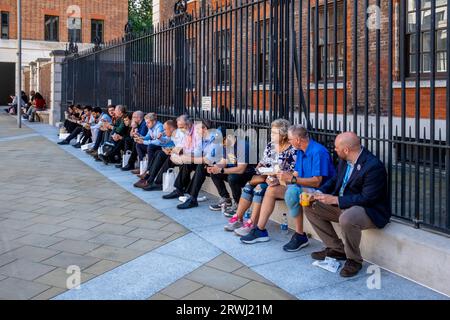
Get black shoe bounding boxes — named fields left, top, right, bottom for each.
left=340, top=259, right=363, bottom=278
left=283, top=233, right=309, bottom=252
left=115, top=164, right=123, bottom=169
left=121, top=164, right=134, bottom=171
left=143, top=183, right=163, bottom=191
left=311, top=248, right=347, bottom=261
left=73, top=143, right=82, bottom=148
left=58, top=140, right=69, bottom=145
left=177, top=197, right=198, bottom=209
left=162, top=189, right=184, bottom=199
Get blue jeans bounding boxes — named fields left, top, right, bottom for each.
left=241, top=183, right=268, bottom=204
left=285, top=184, right=303, bottom=217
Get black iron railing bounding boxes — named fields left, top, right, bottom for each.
left=61, top=0, right=450, bottom=235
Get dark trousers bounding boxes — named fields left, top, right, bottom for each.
left=93, top=130, right=104, bottom=150
left=210, top=172, right=254, bottom=203
left=137, top=143, right=162, bottom=163
left=64, top=120, right=78, bottom=133
left=146, top=150, right=174, bottom=185
left=80, top=127, right=92, bottom=145
left=64, top=125, right=82, bottom=143
left=174, top=164, right=208, bottom=200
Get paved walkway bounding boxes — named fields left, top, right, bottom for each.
left=0, top=112, right=294, bottom=300
left=0, top=112, right=447, bottom=300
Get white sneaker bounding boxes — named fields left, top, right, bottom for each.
left=179, top=195, right=207, bottom=203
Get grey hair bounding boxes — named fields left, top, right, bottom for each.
left=177, top=114, right=193, bottom=125
left=115, top=105, right=127, bottom=114
left=134, top=111, right=144, bottom=120
left=271, top=119, right=291, bottom=138
left=144, top=112, right=157, bottom=121
left=288, top=124, right=309, bottom=139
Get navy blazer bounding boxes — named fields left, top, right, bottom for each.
left=319, top=148, right=391, bottom=228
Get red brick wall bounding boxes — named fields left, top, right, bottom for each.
left=155, top=0, right=446, bottom=121
left=0, top=0, right=128, bottom=42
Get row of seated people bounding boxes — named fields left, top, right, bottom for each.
left=57, top=104, right=391, bottom=278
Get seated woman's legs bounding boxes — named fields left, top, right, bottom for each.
left=236, top=183, right=257, bottom=220
left=249, top=183, right=269, bottom=225
left=256, top=185, right=287, bottom=230
left=232, top=183, right=268, bottom=236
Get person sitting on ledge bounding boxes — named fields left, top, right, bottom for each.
left=162, top=119, right=218, bottom=209
left=133, top=119, right=178, bottom=190
left=304, top=132, right=391, bottom=278
left=239, top=124, right=334, bottom=248
left=131, top=112, right=164, bottom=175
left=118, top=110, right=148, bottom=170
left=207, top=127, right=255, bottom=214
left=225, top=119, right=296, bottom=237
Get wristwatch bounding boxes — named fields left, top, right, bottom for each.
left=220, top=168, right=225, bottom=174
left=291, top=176, right=297, bottom=185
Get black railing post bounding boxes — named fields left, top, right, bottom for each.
left=124, top=22, right=133, bottom=109
left=171, top=0, right=191, bottom=116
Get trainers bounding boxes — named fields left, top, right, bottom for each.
left=283, top=233, right=309, bottom=252
left=224, top=215, right=243, bottom=232
left=179, top=195, right=207, bottom=203
left=234, top=220, right=255, bottom=237
left=240, top=227, right=270, bottom=244
left=209, top=197, right=232, bottom=211
left=223, top=203, right=237, bottom=218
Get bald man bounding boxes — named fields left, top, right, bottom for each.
left=304, top=132, right=391, bottom=277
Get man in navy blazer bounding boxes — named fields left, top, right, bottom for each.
left=304, top=132, right=391, bottom=277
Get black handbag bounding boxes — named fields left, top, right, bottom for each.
left=101, top=141, right=116, bottom=157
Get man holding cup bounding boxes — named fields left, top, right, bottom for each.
left=304, top=132, right=391, bottom=278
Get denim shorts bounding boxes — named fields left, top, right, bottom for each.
left=241, top=182, right=268, bottom=204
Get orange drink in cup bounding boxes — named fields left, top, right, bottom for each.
left=300, top=192, right=312, bottom=207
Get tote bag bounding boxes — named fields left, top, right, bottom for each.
left=139, top=157, right=148, bottom=175
left=122, top=150, right=132, bottom=168
left=162, top=168, right=177, bottom=193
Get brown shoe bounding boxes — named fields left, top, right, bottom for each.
left=131, top=169, right=141, bottom=175
left=340, top=259, right=363, bottom=278
left=137, top=172, right=148, bottom=180
left=133, top=179, right=148, bottom=188
left=311, top=248, right=347, bottom=261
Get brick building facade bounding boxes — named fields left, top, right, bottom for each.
left=0, top=0, right=128, bottom=104
left=152, top=0, right=448, bottom=133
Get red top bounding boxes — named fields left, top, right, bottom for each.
left=35, top=97, right=46, bottom=110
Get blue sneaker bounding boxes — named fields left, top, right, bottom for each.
left=240, top=228, right=270, bottom=244
left=283, top=232, right=309, bottom=252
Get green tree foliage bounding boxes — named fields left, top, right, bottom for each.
left=128, top=0, right=153, bottom=33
